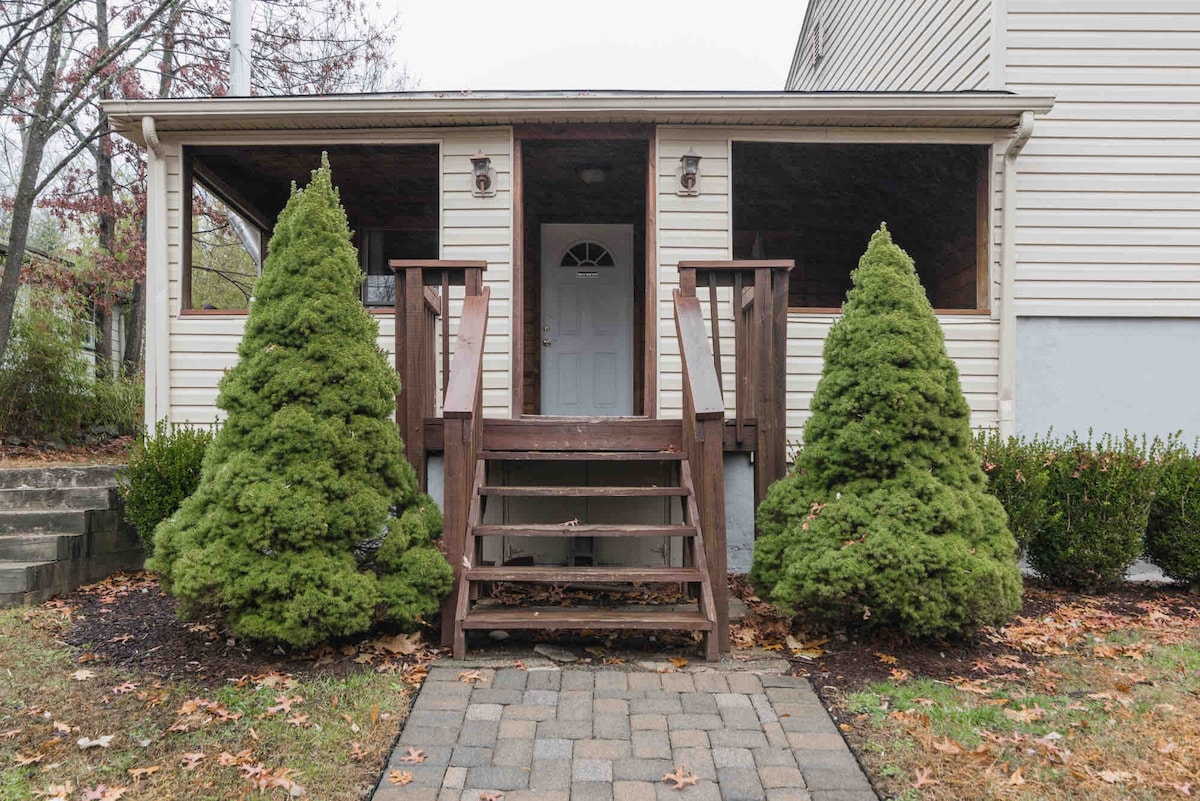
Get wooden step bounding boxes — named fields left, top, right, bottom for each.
left=465, top=566, right=703, bottom=583
left=479, top=450, right=684, bottom=461
left=461, top=606, right=713, bottom=631
left=482, top=418, right=683, bottom=452
left=479, top=486, right=688, bottom=497
left=472, top=524, right=696, bottom=538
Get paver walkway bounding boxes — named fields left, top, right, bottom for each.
left=373, top=662, right=875, bottom=801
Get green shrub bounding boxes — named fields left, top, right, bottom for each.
left=751, top=225, right=1021, bottom=638
left=1024, top=433, right=1158, bottom=592
left=150, top=156, right=452, bottom=647
left=1145, top=437, right=1200, bottom=590
left=0, top=290, right=91, bottom=441
left=85, top=377, right=144, bottom=437
left=975, top=432, right=1050, bottom=553
left=118, top=420, right=214, bottom=550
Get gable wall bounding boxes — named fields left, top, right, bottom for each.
left=157, top=128, right=514, bottom=427
left=787, top=0, right=995, bottom=92
left=1005, top=0, right=1200, bottom=316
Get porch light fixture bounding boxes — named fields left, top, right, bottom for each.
left=470, top=151, right=496, bottom=197
left=676, top=148, right=702, bottom=196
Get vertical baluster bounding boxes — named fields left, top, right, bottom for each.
left=733, top=271, right=746, bottom=447
left=707, top=273, right=723, bottom=396
left=441, top=272, right=451, bottom=396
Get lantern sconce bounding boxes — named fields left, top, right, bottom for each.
left=470, top=151, right=496, bottom=197
left=676, top=148, right=702, bottom=196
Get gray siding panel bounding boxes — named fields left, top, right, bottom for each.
left=787, top=0, right=993, bottom=91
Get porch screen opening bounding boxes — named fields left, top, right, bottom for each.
left=732, top=142, right=990, bottom=311
left=183, top=144, right=439, bottom=312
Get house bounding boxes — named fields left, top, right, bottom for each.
left=103, top=80, right=1057, bottom=656
left=789, top=0, right=1200, bottom=441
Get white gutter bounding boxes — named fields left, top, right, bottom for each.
left=998, top=109, right=1035, bottom=438
left=141, top=116, right=170, bottom=427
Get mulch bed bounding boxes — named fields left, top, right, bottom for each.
left=752, top=579, right=1198, bottom=699
left=56, top=573, right=381, bottom=685
left=0, top=435, right=133, bottom=467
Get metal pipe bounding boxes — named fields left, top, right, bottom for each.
left=998, top=110, right=1035, bottom=437
left=229, top=0, right=251, bottom=96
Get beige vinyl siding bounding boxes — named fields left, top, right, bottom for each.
left=787, top=0, right=994, bottom=92
left=1006, top=0, right=1200, bottom=316
left=656, top=126, right=1003, bottom=442
left=162, top=129, right=513, bottom=426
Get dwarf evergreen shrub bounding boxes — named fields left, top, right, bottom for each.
left=119, top=419, right=213, bottom=550
left=751, top=226, right=1021, bottom=638
left=150, top=157, right=452, bottom=646
left=1024, top=434, right=1157, bottom=592
left=1146, top=439, right=1200, bottom=591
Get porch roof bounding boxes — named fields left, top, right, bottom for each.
left=104, top=90, right=1054, bottom=143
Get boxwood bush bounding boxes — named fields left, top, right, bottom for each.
left=1023, top=433, right=1158, bottom=592
left=976, top=432, right=1050, bottom=554
left=118, top=419, right=214, bottom=550
left=1145, top=437, right=1200, bottom=591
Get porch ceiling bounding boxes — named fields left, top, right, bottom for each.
left=104, top=91, right=1055, bottom=143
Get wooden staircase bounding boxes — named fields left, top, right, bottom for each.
left=449, top=441, right=721, bottom=660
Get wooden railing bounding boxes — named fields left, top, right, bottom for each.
left=673, top=289, right=729, bottom=653
left=677, top=260, right=793, bottom=510
left=438, top=287, right=490, bottom=646
left=391, top=260, right=486, bottom=489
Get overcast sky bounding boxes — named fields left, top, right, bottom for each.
left=385, top=1, right=811, bottom=92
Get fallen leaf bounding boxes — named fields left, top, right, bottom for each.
left=14, top=751, right=44, bottom=765
left=668, top=657, right=689, bottom=669
left=264, top=695, right=303, bottom=716
left=81, top=786, right=127, bottom=801
left=388, top=770, right=413, bottom=785
left=31, top=782, right=73, bottom=801
left=876, top=653, right=899, bottom=665
left=349, top=742, right=368, bottom=761
left=1008, top=767, right=1025, bottom=786
left=127, top=766, right=160, bottom=780
left=180, top=752, right=205, bottom=770
left=0, top=728, right=22, bottom=738
left=913, top=766, right=939, bottom=788
left=480, top=793, right=502, bottom=801
left=111, top=681, right=137, bottom=695
left=458, top=670, right=485, bottom=684
left=662, top=766, right=699, bottom=790
left=107, top=633, right=134, bottom=644
left=71, top=669, right=96, bottom=681
left=376, top=633, right=422, bottom=655
left=400, top=746, right=426, bottom=764
left=286, top=714, right=310, bottom=728
left=932, top=738, right=963, bottom=755
left=77, top=735, right=115, bottom=749
left=1098, top=770, right=1136, bottom=784
left=1004, top=705, right=1046, bottom=724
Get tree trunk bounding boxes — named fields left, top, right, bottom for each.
left=0, top=13, right=64, bottom=363
left=122, top=279, right=144, bottom=377
left=93, top=0, right=115, bottom=379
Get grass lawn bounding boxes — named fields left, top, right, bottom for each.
left=0, top=574, right=433, bottom=800
left=806, top=585, right=1200, bottom=800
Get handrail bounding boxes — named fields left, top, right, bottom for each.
left=673, top=292, right=724, bottom=420
left=673, top=288, right=729, bottom=653
left=443, top=289, right=490, bottom=418
left=439, top=287, right=489, bottom=647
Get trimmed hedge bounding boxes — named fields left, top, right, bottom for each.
left=118, top=420, right=214, bottom=550
left=1145, top=438, right=1200, bottom=591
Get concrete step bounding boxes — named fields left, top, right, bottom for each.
left=0, top=486, right=116, bottom=512
left=0, top=465, right=122, bottom=490
left=0, top=509, right=88, bottom=535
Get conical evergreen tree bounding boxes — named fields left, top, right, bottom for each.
left=750, top=225, right=1020, bottom=637
left=151, top=157, right=452, bottom=646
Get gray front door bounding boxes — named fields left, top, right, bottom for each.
left=540, top=224, right=635, bottom=416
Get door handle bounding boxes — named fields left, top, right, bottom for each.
left=542, top=338, right=552, bottom=347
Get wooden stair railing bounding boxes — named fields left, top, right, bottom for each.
left=677, top=260, right=793, bottom=513
left=439, top=287, right=490, bottom=647
left=391, top=259, right=486, bottom=491
left=673, top=289, right=730, bottom=654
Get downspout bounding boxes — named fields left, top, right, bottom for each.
left=142, top=116, right=170, bottom=429
left=998, top=110, right=1035, bottom=438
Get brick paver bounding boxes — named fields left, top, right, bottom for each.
left=373, top=665, right=874, bottom=801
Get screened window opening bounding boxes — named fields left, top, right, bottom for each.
left=732, top=142, right=990, bottom=311
left=184, top=144, right=439, bottom=311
